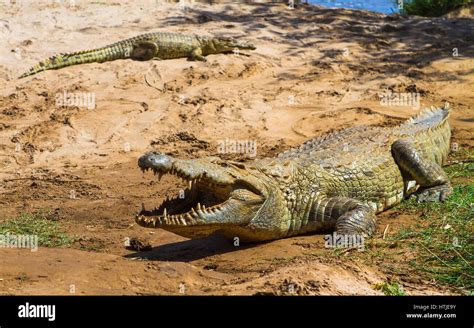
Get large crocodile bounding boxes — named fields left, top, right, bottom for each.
left=19, top=32, right=255, bottom=78
left=136, top=105, right=452, bottom=242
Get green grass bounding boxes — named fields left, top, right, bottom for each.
left=0, top=211, right=74, bottom=248
left=399, top=0, right=471, bottom=17
left=392, top=181, right=473, bottom=291
left=444, top=148, right=474, bottom=178
left=444, top=162, right=474, bottom=178
left=374, top=280, right=406, bottom=296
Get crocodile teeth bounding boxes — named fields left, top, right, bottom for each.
left=163, top=208, right=167, bottom=218
left=197, top=202, right=201, bottom=211
left=188, top=180, right=192, bottom=189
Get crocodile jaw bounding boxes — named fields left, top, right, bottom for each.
left=135, top=152, right=265, bottom=238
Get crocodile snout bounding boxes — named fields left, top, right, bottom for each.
left=138, top=152, right=172, bottom=171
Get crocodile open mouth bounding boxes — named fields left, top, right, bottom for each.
left=136, top=166, right=263, bottom=227
left=138, top=166, right=231, bottom=224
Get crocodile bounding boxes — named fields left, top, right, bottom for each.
left=19, top=32, right=256, bottom=78
left=135, top=105, right=452, bottom=242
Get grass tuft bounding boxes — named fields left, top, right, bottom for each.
left=392, top=182, right=473, bottom=291
left=0, top=211, right=74, bottom=248
left=374, top=280, right=406, bottom=296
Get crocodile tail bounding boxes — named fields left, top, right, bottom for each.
left=18, top=42, right=133, bottom=79
left=399, top=103, right=452, bottom=163
left=400, top=102, right=451, bottom=134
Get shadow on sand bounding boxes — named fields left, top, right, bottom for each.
left=124, top=234, right=259, bottom=262
left=163, top=3, right=473, bottom=81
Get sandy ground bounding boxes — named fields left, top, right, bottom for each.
left=0, top=1, right=473, bottom=295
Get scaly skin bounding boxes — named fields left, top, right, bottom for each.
left=136, top=105, right=452, bottom=242
left=19, top=32, right=256, bottom=78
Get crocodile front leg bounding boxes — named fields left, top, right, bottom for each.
left=131, top=41, right=159, bottom=61
left=392, top=139, right=452, bottom=202
left=310, top=197, right=376, bottom=237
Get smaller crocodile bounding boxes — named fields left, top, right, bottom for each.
left=19, top=32, right=256, bottom=78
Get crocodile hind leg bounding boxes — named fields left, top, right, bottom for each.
left=189, top=47, right=207, bottom=61
left=392, top=139, right=452, bottom=202
left=131, top=41, right=159, bottom=61
left=311, top=197, right=377, bottom=237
